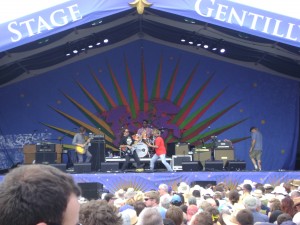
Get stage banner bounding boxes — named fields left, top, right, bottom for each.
left=0, top=0, right=131, bottom=52
left=151, top=0, right=300, bottom=47
left=0, top=0, right=299, bottom=52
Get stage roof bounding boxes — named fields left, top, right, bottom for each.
left=1, top=0, right=300, bottom=87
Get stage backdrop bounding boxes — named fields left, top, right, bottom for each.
left=0, top=40, right=299, bottom=171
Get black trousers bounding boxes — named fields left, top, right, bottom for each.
left=121, top=151, right=142, bottom=171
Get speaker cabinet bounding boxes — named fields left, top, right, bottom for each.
left=225, top=160, right=246, bottom=171
left=77, top=182, right=103, bottom=200
left=73, top=163, right=91, bottom=173
left=23, top=144, right=62, bottom=164
left=35, top=152, right=56, bottom=164
left=101, top=162, right=119, bottom=172
left=193, top=150, right=211, bottom=167
left=190, top=180, right=217, bottom=188
left=214, top=149, right=234, bottom=166
left=175, top=143, right=189, bottom=155
left=90, top=140, right=105, bottom=171
left=182, top=161, right=203, bottom=171
left=171, top=155, right=192, bottom=171
left=49, top=163, right=67, bottom=172
left=204, top=160, right=224, bottom=171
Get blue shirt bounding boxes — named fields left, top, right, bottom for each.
left=252, top=131, right=263, bottom=151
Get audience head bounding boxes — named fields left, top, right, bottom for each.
left=166, top=206, right=184, bottom=225
left=191, top=211, right=213, bottom=225
left=79, top=199, right=123, bottom=225
left=243, top=184, right=252, bottom=193
left=277, top=213, right=293, bottom=225
left=228, top=190, right=240, bottom=205
left=0, top=164, right=81, bottom=225
left=235, top=209, right=254, bottom=225
left=269, top=210, right=283, bottom=223
left=137, top=207, right=163, bottom=225
left=133, top=201, right=146, bottom=216
left=144, top=191, right=160, bottom=207
left=171, top=194, right=183, bottom=207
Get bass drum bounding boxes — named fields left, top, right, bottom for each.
left=133, top=142, right=148, bottom=158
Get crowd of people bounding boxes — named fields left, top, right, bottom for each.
left=1, top=164, right=300, bottom=225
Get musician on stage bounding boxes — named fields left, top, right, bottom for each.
left=147, top=129, right=173, bottom=172
left=72, top=126, right=92, bottom=163
left=137, top=119, right=153, bottom=141
left=119, top=128, right=144, bottom=172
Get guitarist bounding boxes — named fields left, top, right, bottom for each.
left=119, top=128, right=143, bottom=172
left=72, top=127, right=92, bottom=163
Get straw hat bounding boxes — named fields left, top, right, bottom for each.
left=252, top=189, right=263, bottom=198
left=293, top=197, right=300, bottom=206
left=222, top=203, right=245, bottom=225
left=290, top=179, right=300, bottom=187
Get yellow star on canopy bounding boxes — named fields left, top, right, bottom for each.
left=129, top=0, right=153, bottom=14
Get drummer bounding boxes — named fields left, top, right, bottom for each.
left=137, top=120, right=153, bottom=142
left=119, top=128, right=144, bottom=172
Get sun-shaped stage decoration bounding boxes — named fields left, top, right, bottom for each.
left=42, top=53, right=249, bottom=152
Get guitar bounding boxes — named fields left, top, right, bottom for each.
left=120, top=145, right=134, bottom=155
left=75, top=138, right=92, bottom=154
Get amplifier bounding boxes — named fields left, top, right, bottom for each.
left=214, top=149, right=234, bottom=166
left=171, top=155, right=192, bottom=171
left=193, top=150, right=211, bottom=168
left=175, top=143, right=190, bottom=155
left=36, top=143, right=56, bottom=152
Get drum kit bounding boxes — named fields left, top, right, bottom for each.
left=119, top=134, right=155, bottom=158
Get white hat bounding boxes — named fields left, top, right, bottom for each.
left=271, top=186, right=288, bottom=195
left=178, top=182, right=190, bottom=194
left=239, top=179, right=256, bottom=188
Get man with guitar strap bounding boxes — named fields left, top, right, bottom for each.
left=119, top=128, right=144, bottom=172
left=72, top=127, right=92, bottom=163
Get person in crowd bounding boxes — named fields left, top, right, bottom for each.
left=79, top=199, right=123, bottom=225
left=72, top=126, right=92, bottom=163
left=277, top=213, right=293, bottom=225
left=119, top=128, right=144, bottom=172
left=243, top=196, right=268, bottom=223
left=292, top=197, right=300, bottom=225
left=249, top=126, right=263, bottom=171
left=240, top=184, right=252, bottom=203
left=0, top=164, right=81, bottom=225
left=104, top=193, right=118, bottom=205
left=269, top=210, right=283, bottom=223
left=281, top=196, right=297, bottom=218
left=236, top=209, right=254, bottom=225
left=144, top=191, right=167, bottom=219
left=134, top=201, right=147, bottom=216
left=147, top=128, right=173, bottom=172
left=166, top=206, right=184, bottom=225
left=268, top=198, right=282, bottom=217
left=137, top=207, right=164, bottom=225
left=191, top=211, right=213, bottom=225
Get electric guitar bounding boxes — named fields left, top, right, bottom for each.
left=120, top=145, right=134, bottom=155
left=75, top=138, right=92, bottom=154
